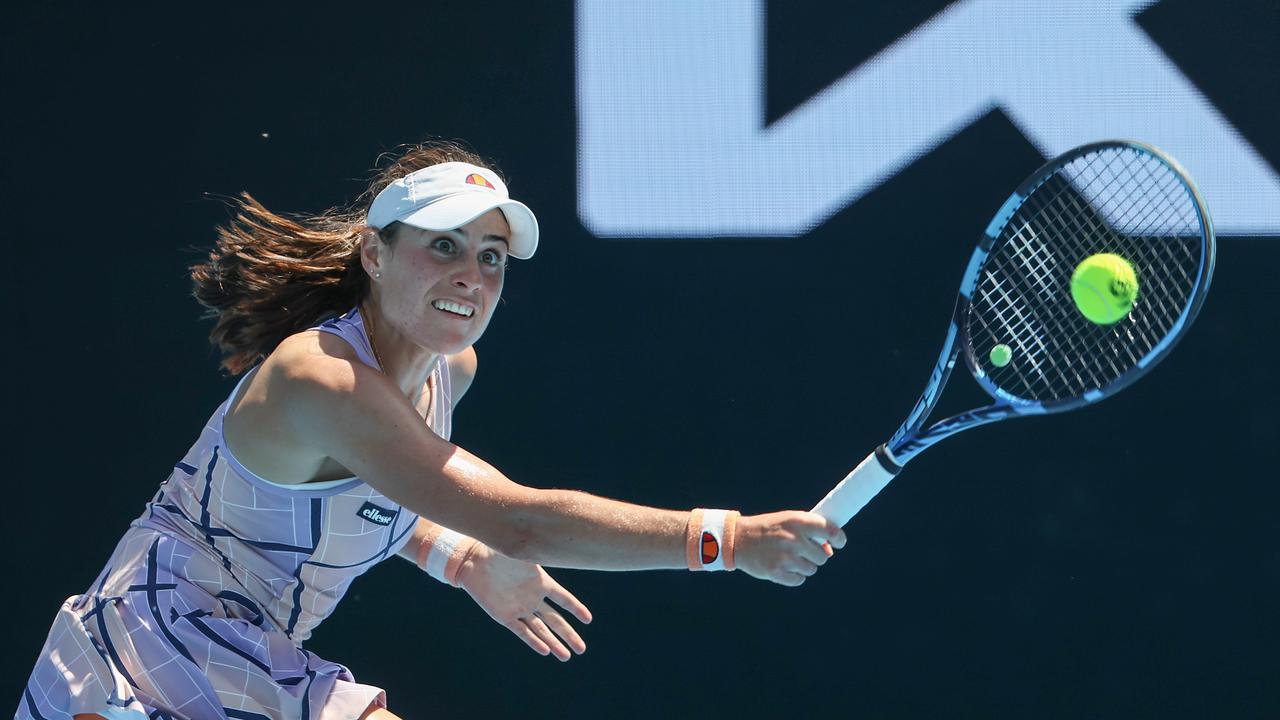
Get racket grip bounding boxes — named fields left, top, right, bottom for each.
left=810, top=445, right=901, bottom=529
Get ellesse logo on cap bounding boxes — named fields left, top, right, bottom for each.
left=464, top=173, right=496, bottom=190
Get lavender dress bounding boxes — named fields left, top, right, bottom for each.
left=19, top=308, right=452, bottom=720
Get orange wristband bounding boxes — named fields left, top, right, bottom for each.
left=685, top=508, right=740, bottom=571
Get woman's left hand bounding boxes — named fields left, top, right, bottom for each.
left=455, top=543, right=592, bottom=661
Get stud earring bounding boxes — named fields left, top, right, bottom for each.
left=374, top=272, right=381, bottom=279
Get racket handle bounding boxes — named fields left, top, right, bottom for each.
left=810, top=445, right=902, bottom=528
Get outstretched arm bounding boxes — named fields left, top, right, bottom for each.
left=282, top=350, right=846, bottom=585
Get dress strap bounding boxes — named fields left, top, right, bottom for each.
left=313, top=307, right=380, bottom=371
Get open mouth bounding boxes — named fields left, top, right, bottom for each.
left=432, top=299, right=475, bottom=318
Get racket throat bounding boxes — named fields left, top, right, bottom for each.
left=874, top=444, right=903, bottom=474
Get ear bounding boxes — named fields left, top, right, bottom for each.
left=359, top=226, right=385, bottom=279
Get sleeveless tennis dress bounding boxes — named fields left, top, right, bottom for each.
left=19, top=307, right=452, bottom=720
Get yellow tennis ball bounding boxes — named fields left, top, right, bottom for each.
left=989, top=343, right=1012, bottom=367
left=1071, top=253, right=1139, bottom=325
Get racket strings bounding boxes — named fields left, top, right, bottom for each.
left=991, top=170, right=1192, bottom=396
left=984, top=153, right=1199, bottom=397
left=1050, top=169, right=1196, bottom=352
left=967, top=146, right=1204, bottom=402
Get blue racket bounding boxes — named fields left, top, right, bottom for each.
left=812, top=140, right=1216, bottom=527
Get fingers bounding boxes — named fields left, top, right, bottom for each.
left=504, top=607, right=588, bottom=661
left=792, top=557, right=820, bottom=577
left=536, top=604, right=587, bottom=656
left=545, top=579, right=593, bottom=625
left=776, top=571, right=808, bottom=587
left=797, top=537, right=830, bottom=567
left=736, top=511, right=853, bottom=587
left=782, top=514, right=847, bottom=585
left=794, top=515, right=847, bottom=551
left=765, top=556, right=818, bottom=589
left=523, top=615, right=573, bottom=661
left=809, top=515, right=847, bottom=550
left=506, top=620, right=551, bottom=657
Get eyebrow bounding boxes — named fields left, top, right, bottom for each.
left=437, top=228, right=510, bottom=248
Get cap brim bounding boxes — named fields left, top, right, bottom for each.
left=398, top=194, right=539, bottom=259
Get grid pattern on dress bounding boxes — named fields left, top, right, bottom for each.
left=21, top=529, right=386, bottom=720
left=20, top=308, right=454, bottom=720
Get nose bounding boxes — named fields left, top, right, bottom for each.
left=452, top=254, right=483, bottom=293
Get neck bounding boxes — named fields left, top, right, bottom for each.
left=361, top=299, right=439, bottom=399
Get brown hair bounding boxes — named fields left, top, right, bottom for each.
left=190, top=139, right=498, bottom=374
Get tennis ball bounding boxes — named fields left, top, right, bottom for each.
left=989, top=343, right=1012, bottom=368
left=1070, top=253, right=1138, bottom=325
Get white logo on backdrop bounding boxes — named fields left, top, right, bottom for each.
left=577, top=0, right=1280, bottom=236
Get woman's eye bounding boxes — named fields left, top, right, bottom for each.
left=480, top=250, right=503, bottom=266
left=432, top=237, right=456, bottom=253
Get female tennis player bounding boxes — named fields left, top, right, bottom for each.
left=18, top=140, right=847, bottom=720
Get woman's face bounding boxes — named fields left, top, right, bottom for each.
left=371, top=208, right=510, bottom=355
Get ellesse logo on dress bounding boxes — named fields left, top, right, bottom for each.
left=357, top=501, right=398, bottom=526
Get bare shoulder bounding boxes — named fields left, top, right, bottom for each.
left=267, top=330, right=370, bottom=393
left=223, top=330, right=390, bottom=484
left=261, top=330, right=409, bottom=427
left=445, top=345, right=478, bottom=402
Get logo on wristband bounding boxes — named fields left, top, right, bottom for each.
left=700, top=531, right=720, bottom=565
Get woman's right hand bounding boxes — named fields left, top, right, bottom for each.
left=734, top=511, right=847, bottom=586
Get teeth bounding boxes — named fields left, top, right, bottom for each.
left=432, top=300, right=474, bottom=317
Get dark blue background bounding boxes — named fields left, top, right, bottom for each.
left=5, top=2, right=1278, bottom=717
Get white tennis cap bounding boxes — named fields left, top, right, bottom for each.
left=366, top=161, right=539, bottom=259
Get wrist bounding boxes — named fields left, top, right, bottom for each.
left=451, top=539, right=485, bottom=589
left=415, top=526, right=480, bottom=587
left=685, top=508, right=740, bottom=571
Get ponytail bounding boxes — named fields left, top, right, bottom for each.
left=190, top=139, right=496, bottom=374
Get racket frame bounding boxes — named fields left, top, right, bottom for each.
left=813, top=140, right=1216, bottom=527
left=893, top=139, right=1215, bottom=465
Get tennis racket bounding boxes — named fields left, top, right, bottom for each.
left=812, top=140, right=1216, bottom=528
